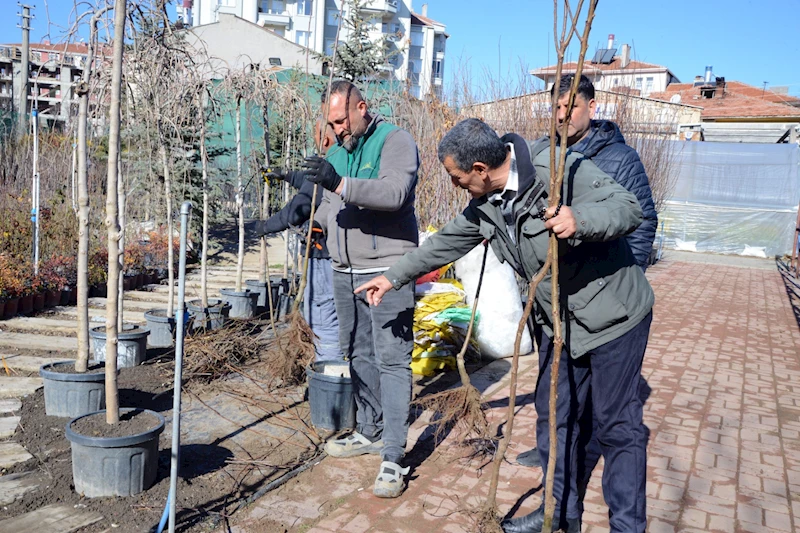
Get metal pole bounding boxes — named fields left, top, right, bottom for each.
left=17, top=3, right=33, bottom=136
left=31, top=108, right=39, bottom=275
left=168, top=201, right=192, bottom=533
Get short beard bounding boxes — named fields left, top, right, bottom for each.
left=341, top=130, right=364, bottom=153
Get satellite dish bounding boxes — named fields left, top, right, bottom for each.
left=670, top=94, right=681, bottom=104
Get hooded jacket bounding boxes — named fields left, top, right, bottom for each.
left=384, top=133, right=654, bottom=358
left=571, top=120, right=657, bottom=269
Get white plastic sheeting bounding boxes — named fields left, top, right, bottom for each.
left=660, top=141, right=800, bottom=257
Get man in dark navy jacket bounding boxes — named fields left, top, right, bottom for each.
left=253, top=121, right=342, bottom=362
left=512, top=74, right=657, bottom=532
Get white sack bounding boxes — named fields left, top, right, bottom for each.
left=455, top=244, right=532, bottom=359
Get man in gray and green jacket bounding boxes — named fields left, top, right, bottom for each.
left=355, top=118, right=654, bottom=533
left=302, top=80, right=419, bottom=499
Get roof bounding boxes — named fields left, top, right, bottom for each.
left=1, top=42, right=112, bottom=56
left=532, top=58, right=673, bottom=76
left=649, top=83, right=800, bottom=120
left=410, top=12, right=447, bottom=34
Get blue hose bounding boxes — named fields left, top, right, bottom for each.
left=156, top=489, right=172, bottom=533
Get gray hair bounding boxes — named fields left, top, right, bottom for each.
left=437, top=118, right=507, bottom=171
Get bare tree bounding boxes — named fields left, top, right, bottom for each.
left=104, top=0, right=127, bottom=425
left=75, top=5, right=111, bottom=373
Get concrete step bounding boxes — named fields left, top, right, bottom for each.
left=52, top=306, right=147, bottom=324
left=0, top=441, right=33, bottom=468
left=0, top=316, right=81, bottom=336
left=0, top=398, right=21, bottom=413
left=2, top=354, right=68, bottom=373
left=0, top=415, right=20, bottom=438
left=0, top=377, right=43, bottom=398
left=0, top=332, right=75, bottom=352
left=0, top=503, right=104, bottom=533
left=0, top=471, right=38, bottom=505
left=87, top=297, right=163, bottom=313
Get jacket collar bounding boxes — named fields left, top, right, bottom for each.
left=500, top=133, right=537, bottom=196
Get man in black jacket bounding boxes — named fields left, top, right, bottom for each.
left=514, top=74, right=657, bottom=531
left=253, top=121, right=342, bottom=362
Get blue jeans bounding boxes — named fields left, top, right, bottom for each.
left=303, top=258, right=342, bottom=362
left=332, top=271, right=414, bottom=464
left=535, top=312, right=652, bottom=533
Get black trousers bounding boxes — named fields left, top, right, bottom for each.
left=534, top=312, right=652, bottom=533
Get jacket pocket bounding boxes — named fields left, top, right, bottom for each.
left=567, top=275, right=628, bottom=333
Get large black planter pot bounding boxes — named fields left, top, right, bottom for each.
left=66, top=408, right=165, bottom=497
left=245, top=279, right=268, bottom=308
left=144, top=308, right=177, bottom=348
left=220, top=288, right=258, bottom=319
left=187, top=298, right=230, bottom=332
left=40, top=361, right=106, bottom=418
left=90, top=324, right=149, bottom=368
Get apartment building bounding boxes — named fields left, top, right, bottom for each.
left=531, top=34, right=680, bottom=98
left=0, top=41, right=108, bottom=127
left=180, top=0, right=447, bottom=98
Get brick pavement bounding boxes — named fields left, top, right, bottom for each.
left=226, top=257, right=800, bottom=532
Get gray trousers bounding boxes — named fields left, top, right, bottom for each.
left=303, top=257, right=342, bottom=362
left=332, top=271, right=414, bottom=464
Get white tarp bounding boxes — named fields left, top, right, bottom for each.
left=660, top=141, right=799, bottom=257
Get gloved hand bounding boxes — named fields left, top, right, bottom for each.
left=309, top=223, right=325, bottom=251
left=302, top=156, right=342, bottom=192
left=261, top=167, right=286, bottom=183
left=253, top=220, right=274, bottom=238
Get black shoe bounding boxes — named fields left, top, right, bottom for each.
left=515, top=447, right=542, bottom=468
left=501, top=506, right=581, bottom=533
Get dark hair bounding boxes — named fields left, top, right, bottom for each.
left=551, top=74, right=595, bottom=101
left=321, top=79, right=363, bottom=105
left=437, top=118, right=507, bottom=171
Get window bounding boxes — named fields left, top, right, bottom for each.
left=295, top=30, right=310, bottom=47
left=259, top=0, right=285, bottom=14
left=326, top=9, right=339, bottom=26
left=410, top=28, right=424, bottom=47
left=634, top=77, right=642, bottom=91
left=645, top=76, right=654, bottom=94
left=270, top=26, right=285, bottom=37
left=297, top=0, right=312, bottom=15
left=220, top=0, right=236, bottom=6
left=431, top=59, right=442, bottom=79
left=324, top=38, right=335, bottom=56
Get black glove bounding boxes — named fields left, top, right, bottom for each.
left=253, top=220, right=274, bottom=238
left=261, top=167, right=286, bottom=182
left=302, top=156, right=342, bottom=192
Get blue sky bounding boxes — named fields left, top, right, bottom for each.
left=430, top=0, right=800, bottom=97
left=1, top=0, right=798, bottom=97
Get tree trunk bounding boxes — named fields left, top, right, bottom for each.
left=74, top=6, right=110, bottom=373
left=259, top=104, right=270, bottom=284
left=117, top=154, right=125, bottom=330
left=159, top=142, right=175, bottom=316
left=235, top=99, right=245, bottom=292
left=198, top=91, right=210, bottom=309
left=104, top=0, right=127, bottom=426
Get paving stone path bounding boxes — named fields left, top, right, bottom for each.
left=222, top=254, right=800, bottom=533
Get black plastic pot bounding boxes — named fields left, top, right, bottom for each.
left=40, top=361, right=106, bottom=418
left=245, top=279, right=268, bottom=307
left=220, top=288, right=258, bottom=319
left=89, top=324, right=149, bottom=367
left=144, top=308, right=177, bottom=348
left=187, top=298, right=230, bottom=332
left=66, top=408, right=165, bottom=497
left=306, top=362, right=355, bottom=431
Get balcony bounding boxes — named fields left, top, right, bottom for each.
left=257, top=10, right=291, bottom=26
left=362, top=0, right=397, bottom=16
